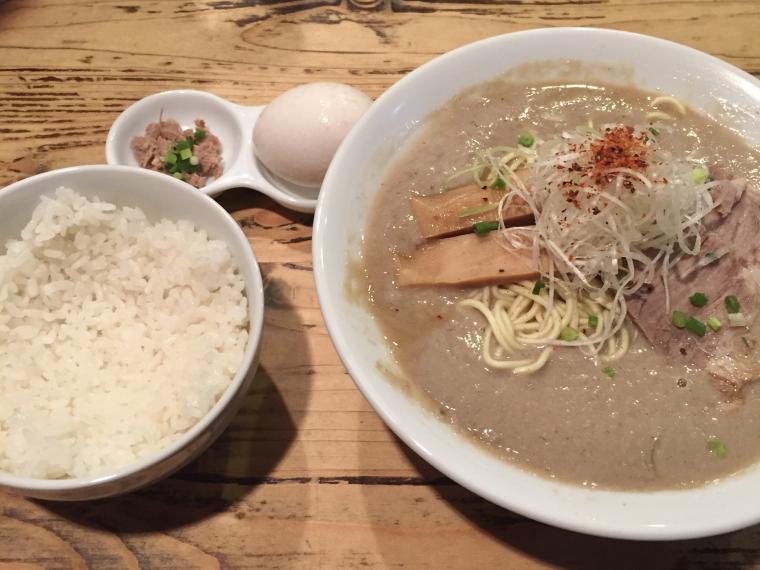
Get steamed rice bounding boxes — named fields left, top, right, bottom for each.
left=0, top=187, right=249, bottom=479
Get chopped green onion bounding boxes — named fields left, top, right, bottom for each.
left=164, top=151, right=177, bottom=165
left=189, top=155, right=200, bottom=166
left=685, top=317, right=706, bottom=337
left=194, top=127, right=206, bottom=140
left=706, top=316, right=722, bottom=332
left=179, top=147, right=193, bottom=160
left=560, top=326, right=579, bottom=342
left=671, top=310, right=687, bottom=329
left=517, top=132, right=534, bottom=147
left=490, top=178, right=506, bottom=190
left=705, top=252, right=719, bottom=265
left=532, top=279, right=545, bottom=295
left=172, top=172, right=183, bottom=180
left=648, top=127, right=660, bottom=136
left=725, top=295, right=741, bottom=314
left=473, top=221, right=499, bottom=236
left=588, top=315, right=599, bottom=327
left=175, top=138, right=191, bottom=151
left=742, top=336, right=753, bottom=350
left=706, top=437, right=727, bottom=458
left=691, top=166, right=710, bottom=184
left=601, top=366, right=616, bottom=378
left=728, top=312, right=748, bottom=327
left=689, top=292, right=707, bottom=307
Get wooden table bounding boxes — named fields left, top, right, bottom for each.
left=2, top=1, right=760, bottom=567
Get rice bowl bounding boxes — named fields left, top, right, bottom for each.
left=0, top=165, right=263, bottom=500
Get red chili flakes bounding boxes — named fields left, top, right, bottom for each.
left=563, top=188, right=581, bottom=208
left=589, top=125, right=648, bottom=186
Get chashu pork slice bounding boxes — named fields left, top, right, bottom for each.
left=627, top=167, right=760, bottom=396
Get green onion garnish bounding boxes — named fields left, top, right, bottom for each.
left=601, top=366, right=616, bottom=378
left=728, top=312, right=748, bottom=327
left=560, top=326, right=579, bottom=342
left=691, top=166, right=710, bottom=184
left=685, top=317, right=706, bottom=337
left=588, top=315, right=599, bottom=327
left=517, top=132, right=534, bottom=147
left=725, top=295, right=741, bottom=314
left=671, top=310, right=687, bottom=329
left=705, top=252, right=719, bottom=265
left=458, top=203, right=499, bottom=218
left=648, top=127, right=660, bottom=136
left=706, top=437, right=727, bottom=458
left=490, top=178, right=506, bottom=190
left=742, top=336, right=753, bottom=350
left=689, top=292, right=707, bottom=307
left=706, top=316, right=722, bottom=332
left=472, top=221, right=499, bottom=236
left=162, top=131, right=209, bottom=179
left=532, top=279, right=545, bottom=295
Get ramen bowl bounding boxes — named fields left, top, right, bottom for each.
left=312, top=28, right=760, bottom=540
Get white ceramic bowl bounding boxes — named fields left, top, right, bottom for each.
left=313, top=28, right=760, bottom=540
left=105, top=90, right=320, bottom=212
left=0, top=165, right=264, bottom=500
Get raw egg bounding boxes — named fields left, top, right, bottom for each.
left=253, top=83, right=372, bottom=187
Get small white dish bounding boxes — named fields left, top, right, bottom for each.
left=0, top=165, right=264, bottom=500
left=314, top=28, right=760, bottom=540
left=105, top=90, right=319, bottom=213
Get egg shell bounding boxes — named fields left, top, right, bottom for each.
left=253, top=83, right=372, bottom=187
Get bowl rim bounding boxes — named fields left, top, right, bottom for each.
left=0, top=164, right=264, bottom=493
left=313, top=27, right=760, bottom=540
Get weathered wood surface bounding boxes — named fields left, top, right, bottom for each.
left=2, top=0, right=760, bottom=568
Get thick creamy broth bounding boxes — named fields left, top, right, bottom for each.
left=361, top=77, right=760, bottom=490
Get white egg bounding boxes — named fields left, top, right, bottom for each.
left=253, top=82, right=372, bottom=187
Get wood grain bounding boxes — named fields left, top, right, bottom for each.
left=3, top=0, right=760, bottom=568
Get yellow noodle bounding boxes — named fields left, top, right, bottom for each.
left=651, top=95, right=687, bottom=115
left=646, top=110, right=673, bottom=122
left=460, top=298, right=516, bottom=352
left=517, top=308, right=562, bottom=344
left=513, top=347, right=554, bottom=374
left=604, top=327, right=630, bottom=362
left=605, top=334, right=618, bottom=359
left=513, top=301, right=541, bottom=325
left=482, top=329, right=541, bottom=369
left=460, top=279, right=631, bottom=374
left=492, top=299, right=522, bottom=352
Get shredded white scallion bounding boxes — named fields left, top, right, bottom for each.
left=457, top=117, right=717, bottom=369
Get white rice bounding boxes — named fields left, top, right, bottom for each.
left=0, top=187, right=249, bottom=479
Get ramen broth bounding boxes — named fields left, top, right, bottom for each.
left=360, top=77, right=760, bottom=490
